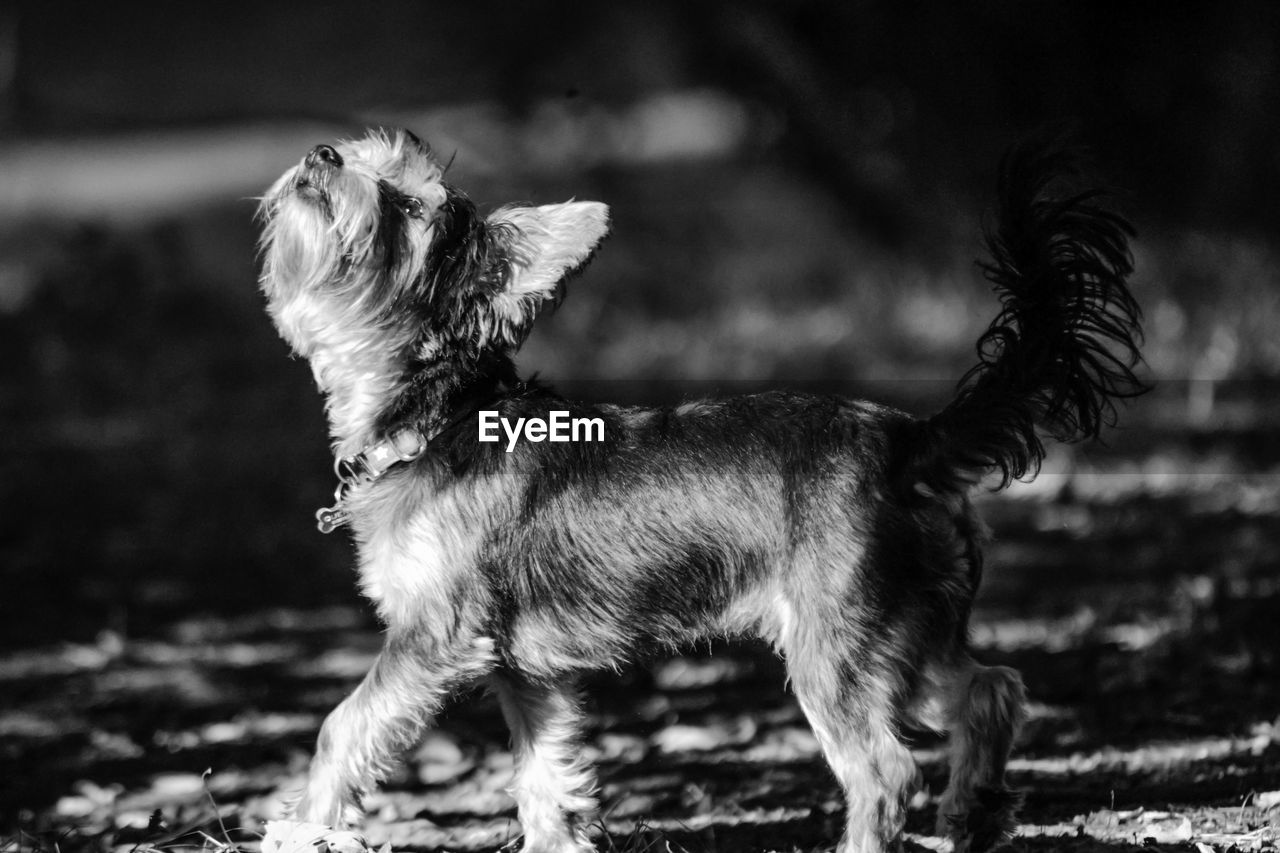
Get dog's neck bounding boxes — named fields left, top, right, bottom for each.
left=375, top=343, right=519, bottom=444
left=269, top=292, right=405, bottom=458
left=279, top=289, right=521, bottom=460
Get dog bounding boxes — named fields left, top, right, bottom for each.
left=257, top=128, right=1143, bottom=853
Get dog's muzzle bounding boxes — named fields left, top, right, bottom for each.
left=294, top=145, right=343, bottom=201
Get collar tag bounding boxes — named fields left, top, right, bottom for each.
left=316, top=494, right=351, bottom=534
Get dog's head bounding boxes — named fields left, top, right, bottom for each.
left=258, top=128, right=610, bottom=364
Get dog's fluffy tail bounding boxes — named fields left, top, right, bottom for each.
left=906, top=136, right=1145, bottom=494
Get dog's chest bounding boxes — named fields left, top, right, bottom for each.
left=347, top=477, right=496, bottom=629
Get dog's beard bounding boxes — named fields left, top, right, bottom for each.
left=261, top=190, right=342, bottom=301
left=261, top=167, right=386, bottom=300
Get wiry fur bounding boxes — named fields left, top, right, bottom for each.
left=910, top=136, right=1145, bottom=492
left=258, top=128, right=1143, bottom=853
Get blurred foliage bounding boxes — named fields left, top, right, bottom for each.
left=8, top=0, right=1280, bottom=229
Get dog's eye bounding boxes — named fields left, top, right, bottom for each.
left=400, top=197, right=425, bottom=218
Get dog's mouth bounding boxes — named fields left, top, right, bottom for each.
left=293, top=151, right=340, bottom=204
left=290, top=171, right=337, bottom=223
left=285, top=144, right=349, bottom=219
left=294, top=173, right=328, bottom=203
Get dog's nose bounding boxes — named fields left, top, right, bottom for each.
left=306, top=144, right=343, bottom=169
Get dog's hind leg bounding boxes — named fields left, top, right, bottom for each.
left=292, top=630, right=497, bottom=827
left=914, top=657, right=1026, bottom=853
left=492, top=675, right=597, bottom=853
left=780, top=603, right=919, bottom=853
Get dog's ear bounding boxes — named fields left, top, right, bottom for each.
left=484, top=202, right=610, bottom=344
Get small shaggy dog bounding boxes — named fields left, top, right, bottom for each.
left=257, top=128, right=1142, bottom=853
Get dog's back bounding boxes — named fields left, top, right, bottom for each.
left=411, top=390, right=981, bottom=682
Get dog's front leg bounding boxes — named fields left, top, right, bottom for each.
left=292, top=630, right=496, bottom=827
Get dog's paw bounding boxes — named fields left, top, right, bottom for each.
left=262, top=820, right=374, bottom=853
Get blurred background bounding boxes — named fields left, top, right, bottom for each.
left=2, top=2, right=1280, bottom=848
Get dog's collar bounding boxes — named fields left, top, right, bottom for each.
left=316, top=429, right=427, bottom=534
left=314, top=381, right=513, bottom=534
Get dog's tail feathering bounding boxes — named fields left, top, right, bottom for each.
left=906, top=137, right=1145, bottom=494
